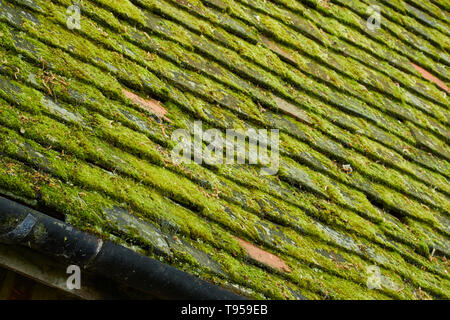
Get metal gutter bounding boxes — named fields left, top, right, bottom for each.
left=0, top=196, right=247, bottom=300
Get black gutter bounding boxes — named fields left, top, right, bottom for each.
left=0, top=196, right=247, bottom=300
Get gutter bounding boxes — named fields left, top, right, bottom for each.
left=0, top=196, right=246, bottom=300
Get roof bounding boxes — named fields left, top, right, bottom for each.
left=0, top=0, right=448, bottom=299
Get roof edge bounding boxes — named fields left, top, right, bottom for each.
left=0, top=196, right=246, bottom=300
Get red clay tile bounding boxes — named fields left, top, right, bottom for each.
left=122, top=88, right=169, bottom=119
left=411, top=63, right=449, bottom=93
left=236, top=237, right=292, bottom=273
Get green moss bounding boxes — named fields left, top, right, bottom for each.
left=7, top=0, right=445, bottom=221
left=0, top=0, right=448, bottom=300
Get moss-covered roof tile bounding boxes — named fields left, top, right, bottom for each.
left=0, top=0, right=448, bottom=299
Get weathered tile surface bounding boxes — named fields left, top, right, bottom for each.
left=0, top=0, right=448, bottom=299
